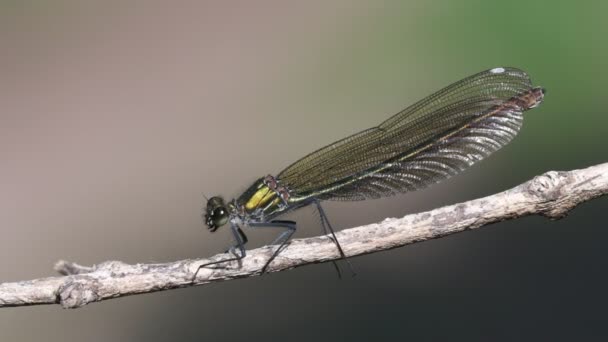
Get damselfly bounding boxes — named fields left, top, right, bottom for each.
left=200, top=67, right=545, bottom=276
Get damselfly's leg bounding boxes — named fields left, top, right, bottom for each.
left=314, top=205, right=343, bottom=278
left=248, top=220, right=296, bottom=274
left=314, top=200, right=356, bottom=277
left=191, top=221, right=248, bottom=283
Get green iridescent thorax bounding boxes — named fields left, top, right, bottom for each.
left=236, top=177, right=310, bottom=221
left=235, top=178, right=283, bottom=219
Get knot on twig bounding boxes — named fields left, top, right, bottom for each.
left=527, top=171, right=565, bottom=200
left=526, top=170, right=584, bottom=219
left=57, top=278, right=100, bottom=309
left=525, top=170, right=572, bottom=219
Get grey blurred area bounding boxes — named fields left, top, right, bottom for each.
left=1, top=1, right=607, bottom=341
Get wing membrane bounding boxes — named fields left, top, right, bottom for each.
left=278, top=67, right=539, bottom=201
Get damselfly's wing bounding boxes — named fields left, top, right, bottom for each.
left=277, top=67, right=543, bottom=201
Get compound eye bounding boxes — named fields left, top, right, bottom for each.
left=213, top=208, right=226, bottom=218
left=211, top=206, right=229, bottom=228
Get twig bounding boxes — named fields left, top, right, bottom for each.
left=1, top=162, right=607, bottom=309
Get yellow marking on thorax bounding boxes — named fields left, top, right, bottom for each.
left=244, top=185, right=278, bottom=211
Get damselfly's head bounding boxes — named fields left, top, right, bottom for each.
left=204, top=196, right=230, bottom=232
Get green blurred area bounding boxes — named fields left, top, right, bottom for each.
left=274, top=0, right=606, bottom=177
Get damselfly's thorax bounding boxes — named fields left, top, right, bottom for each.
left=204, top=176, right=295, bottom=231
left=235, top=175, right=295, bottom=221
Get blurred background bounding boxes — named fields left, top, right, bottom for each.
left=1, top=1, right=607, bottom=341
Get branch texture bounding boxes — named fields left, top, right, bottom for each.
left=1, top=162, right=607, bottom=309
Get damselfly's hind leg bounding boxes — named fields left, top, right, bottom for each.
left=314, top=200, right=356, bottom=277
left=248, top=220, right=296, bottom=274
left=191, top=222, right=248, bottom=283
